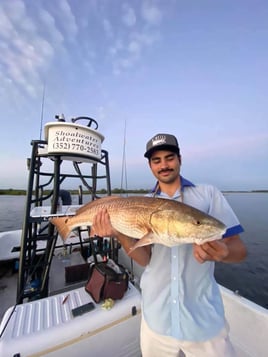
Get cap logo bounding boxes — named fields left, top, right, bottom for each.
left=152, top=135, right=167, bottom=147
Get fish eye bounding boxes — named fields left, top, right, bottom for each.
left=195, top=220, right=201, bottom=225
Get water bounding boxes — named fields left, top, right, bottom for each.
left=0, top=195, right=26, bottom=231
left=215, top=192, right=268, bottom=309
left=0, top=193, right=267, bottom=309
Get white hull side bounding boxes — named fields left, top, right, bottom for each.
left=0, top=283, right=141, bottom=356
left=0, top=229, right=82, bottom=261
left=119, top=250, right=268, bottom=357
left=1, top=236, right=268, bottom=356
left=220, top=285, right=268, bottom=357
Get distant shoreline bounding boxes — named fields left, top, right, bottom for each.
left=0, top=188, right=149, bottom=196
left=0, top=189, right=267, bottom=196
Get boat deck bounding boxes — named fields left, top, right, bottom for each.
left=1, top=252, right=268, bottom=356
left=0, top=281, right=141, bottom=356
left=0, top=249, right=88, bottom=322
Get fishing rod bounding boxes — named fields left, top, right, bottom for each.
left=120, top=119, right=128, bottom=195
left=39, top=83, right=46, bottom=141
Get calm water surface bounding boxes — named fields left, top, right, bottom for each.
left=215, top=192, right=268, bottom=308
left=0, top=193, right=267, bottom=308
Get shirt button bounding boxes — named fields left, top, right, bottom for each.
left=173, top=276, right=176, bottom=281
left=173, top=255, right=176, bottom=259
left=173, top=299, right=177, bottom=304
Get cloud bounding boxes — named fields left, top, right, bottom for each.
left=131, top=29, right=160, bottom=46
left=1, top=0, right=26, bottom=25
left=128, top=40, right=141, bottom=55
left=107, top=2, right=162, bottom=75
left=0, top=1, right=55, bottom=98
left=141, top=2, right=162, bottom=26
left=122, top=4, right=136, bottom=27
left=103, top=18, right=114, bottom=38
left=0, top=0, right=164, bottom=100
left=38, top=8, right=65, bottom=46
left=110, top=25, right=161, bottom=75
left=56, top=0, right=78, bottom=41
left=0, top=0, right=84, bottom=104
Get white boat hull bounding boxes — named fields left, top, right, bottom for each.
left=119, top=251, right=268, bottom=357
left=0, top=229, right=83, bottom=261
left=220, top=285, right=268, bottom=357
left=1, top=281, right=267, bottom=356
left=0, top=230, right=24, bottom=261
left=0, top=283, right=141, bottom=357
left=1, top=234, right=268, bottom=356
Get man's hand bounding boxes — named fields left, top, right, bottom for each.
left=193, top=235, right=247, bottom=264
left=91, top=208, right=152, bottom=267
left=193, top=240, right=229, bottom=263
left=91, top=208, right=118, bottom=237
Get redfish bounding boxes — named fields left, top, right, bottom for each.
left=50, top=196, right=226, bottom=251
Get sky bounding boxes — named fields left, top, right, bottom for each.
left=0, top=0, right=267, bottom=191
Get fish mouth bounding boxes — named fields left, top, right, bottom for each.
left=194, top=231, right=225, bottom=245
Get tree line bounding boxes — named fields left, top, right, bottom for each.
left=0, top=188, right=150, bottom=196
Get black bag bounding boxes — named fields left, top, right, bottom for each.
left=85, top=261, right=128, bottom=303
left=65, top=263, right=90, bottom=283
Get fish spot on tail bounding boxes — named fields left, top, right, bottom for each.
left=49, top=217, right=72, bottom=241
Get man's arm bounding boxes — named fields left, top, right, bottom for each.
left=91, top=208, right=151, bottom=267
left=193, top=235, right=247, bottom=264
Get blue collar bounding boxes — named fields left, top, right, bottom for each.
left=181, top=176, right=195, bottom=190
left=150, top=176, right=195, bottom=194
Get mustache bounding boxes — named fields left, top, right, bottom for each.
left=158, top=168, right=174, bottom=174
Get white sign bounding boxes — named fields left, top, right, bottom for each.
left=44, top=122, right=104, bottom=160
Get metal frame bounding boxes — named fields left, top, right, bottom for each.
left=17, top=139, right=111, bottom=303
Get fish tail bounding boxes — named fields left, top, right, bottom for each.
left=49, top=216, right=72, bottom=241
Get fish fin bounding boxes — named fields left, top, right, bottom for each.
left=49, top=217, right=72, bottom=241
left=128, top=232, right=154, bottom=253
left=76, top=195, right=121, bottom=215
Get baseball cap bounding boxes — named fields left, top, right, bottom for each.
left=144, top=133, right=180, bottom=158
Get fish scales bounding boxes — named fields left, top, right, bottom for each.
left=77, top=196, right=155, bottom=236
left=50, top=196, right=226, bottom=250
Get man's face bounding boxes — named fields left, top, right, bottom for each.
left=149, top=150, right=181, bottom=184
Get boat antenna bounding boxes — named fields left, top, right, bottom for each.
left=39, top=83, right=46, bottom=140
left=120, top=119, right=128, bottom=195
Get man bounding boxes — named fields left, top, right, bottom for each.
left=92, top=133, right=247, bottom=357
